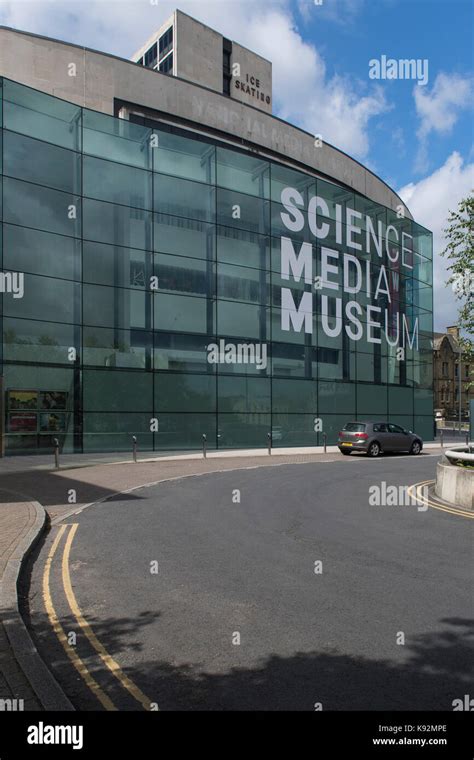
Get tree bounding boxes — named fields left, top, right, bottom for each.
left=441, top=193, right=474, bottom=387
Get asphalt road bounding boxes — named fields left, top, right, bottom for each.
left=25, top=453, right=473, bottom=711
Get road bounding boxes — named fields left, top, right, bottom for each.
left=24, top=453, right=473, bottom=711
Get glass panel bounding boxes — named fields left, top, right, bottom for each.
left=217, top=188, right=270, bottom=235
left=83, top=369, right=152, bottom=411
left=318, top=381, right=355, bottom=414
left=217, top=226, right=269, bottom=271
left=3, top=317, right=78, bottom=364
left=3, top=224, right=80, bottom=281
left=83, top=326, right=149, bottom=369
left=83, top=109, right=152, bottom=168
left=216, top=413, right=270, bottom=449
left=3, top=130, right=81, bottom=194
left=83, top=284, right=148, bottom=329
left=3, top=79, right=81, bottom=150
left=3, top=274, right=80, bottom=324
left=83, top=155, right=152, bottom=210
left=217, top=300, right=268, bottom=340
left=154, top=213, right=215, bottom=260
left=154, top=293, right=214, bottom=334
left=83, top=198, right=151, bottom=250
left=154, top=252, right=214, bottom=298
left=217, top=375, right=270, bottom=413
left=154, top=413, right=216, bottom=450
left=3, top=177, right=81, bottom=238
left=155, top=373, right=216, bottom=412
left=154, top=173, right=215, bottom=222
left=153, top=129, right=215, bottom=183
left=357, top=382, right=387, bottom=415
left=217, top=263, right=270, bottom=305
left=154, top=332, right=215, bottom=373
left=272, top=378, right=317, bottom=413
left=83, top=241, right=148, bottom=288
left=217, top=147, right=269, bottom=197
left=3, top=364, right=77, bottom=453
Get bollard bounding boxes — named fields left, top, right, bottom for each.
left=53, top=437, right=59, bottom=470
left=466, top=432, right=469, bottom=447
left=440, top=429, right=443, bottom=450
left=132, top=435, right=137, bottom=463
left=202, top=433, right=207, bottom=459
left=323, top=432, right=327, bottom=453
left=267, top=432, right=272, bottom=456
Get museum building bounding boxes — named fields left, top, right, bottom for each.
left=0, top=10, right=433, bottom=453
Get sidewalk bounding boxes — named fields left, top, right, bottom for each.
left=0, top=445, right=442, bottom=710
left=0, top=496, right=42, bottom=710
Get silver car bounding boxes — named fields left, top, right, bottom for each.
left=338, top=421, right=423, bottom=457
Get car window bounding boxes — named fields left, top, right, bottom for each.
left=388, top=424, right=404, bottom=434
left=374, top=423, right=388, bottom=432
left=344, top=423, right=366, bottom=432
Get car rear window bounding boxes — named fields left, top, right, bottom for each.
left=343, top=423, right=366, bottom=432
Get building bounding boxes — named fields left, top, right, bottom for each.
left=433, top=326, right=472, bottom=420
left=131, top=10, right=272, bottom=113
left=0, top=13, right=433, bottom=455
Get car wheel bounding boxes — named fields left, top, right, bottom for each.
left=410, top=440, right=422, bottom=455
left=368, top=441, right=380, bottom=458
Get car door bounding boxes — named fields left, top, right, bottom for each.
left=388, top=423, right=408, bottom=451
left=373, top=422, right=391, bottom=450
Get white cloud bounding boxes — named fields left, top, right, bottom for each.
left=0, top=0, right=389, bottom=159
left=414, top=72, right=473, bottom=172
left=399, top=152, right=474, bottom=331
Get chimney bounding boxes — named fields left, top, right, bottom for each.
left=447, top=325, right=460, bottom=340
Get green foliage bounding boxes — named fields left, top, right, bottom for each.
left=441, top=193, right=474, bottom=385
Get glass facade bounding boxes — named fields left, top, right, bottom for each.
left=0, top=78, right=434, bottom=453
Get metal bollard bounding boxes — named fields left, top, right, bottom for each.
left=132, top=435, right=137, bottom=462
left=323, top=432, right=327, bottom=453
left=466, top=432, right=469, bottom=447
left=267, top=432, right=272, bottom=455
left=202, top=433, right=207, bottom=459
left=440, top=429, right=443, bottom=449
left=53, top=437, right=60, bottom=470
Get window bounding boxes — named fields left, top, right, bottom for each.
left=466, top=365, right=470, bottom=378
left=144, top=43, right=158, bottom=69
left=388, top=423, right=404, bottom=434
left=159, top=53, right=173, bottom=75
left=455, top=363, right=459, bottom=378
left=223, top=38, right=232, bottom=97
left=442, top=362, right=449, bottom=377
left=159, top=27, right=173, bottom=59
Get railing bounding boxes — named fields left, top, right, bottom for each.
left=444, top=443, right=474, bottom=466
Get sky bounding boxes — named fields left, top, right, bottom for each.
left=0, top=0, right=473, bottom=331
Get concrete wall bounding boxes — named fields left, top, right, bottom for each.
left=0, top=26, right=412, bottom=216
left=231, top=42, right=272, bottom=115
left=435, top=460, right=474, bottom=509
left=175, top=10, right=223, bottom=93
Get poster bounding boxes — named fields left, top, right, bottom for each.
left=8, top=390, right=38, bottom=410
left=8, top=413, right=38, bottom=433
left=40, top=391, right=68, bottom=410
left=39, top=412, right=66, bottom=433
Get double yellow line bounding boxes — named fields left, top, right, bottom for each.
left=42, top=523, right=154, bottom=710
left=407, top=480, right=474, bottom=519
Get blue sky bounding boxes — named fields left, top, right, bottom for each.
left=1, top=0, right=473, bottom=330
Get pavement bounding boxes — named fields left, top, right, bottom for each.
left=0, top=443, right=464, bottom=711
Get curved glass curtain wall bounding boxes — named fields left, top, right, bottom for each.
left=0, top=77, right=433, bottom=453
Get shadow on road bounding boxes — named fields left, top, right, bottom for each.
left=19, top=586, right=474, bottom=711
